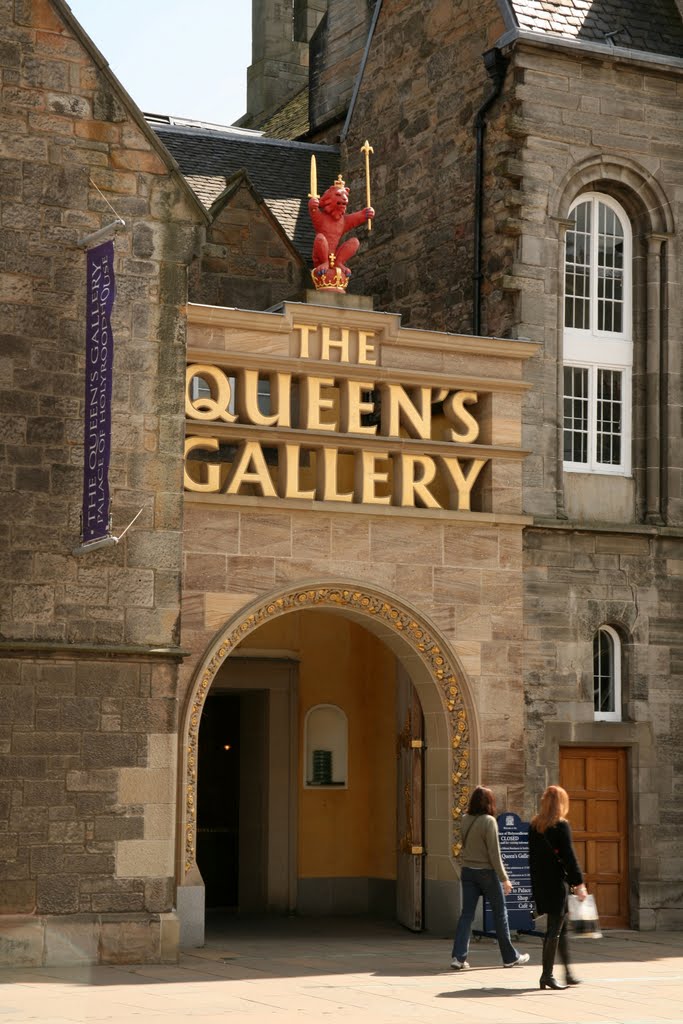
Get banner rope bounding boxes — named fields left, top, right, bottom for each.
left=89, top=176, right=124, bottom=222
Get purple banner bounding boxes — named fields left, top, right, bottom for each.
left=82, top=239, right=115, bottom=544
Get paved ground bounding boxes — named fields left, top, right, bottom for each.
left=2, top=917, right=683, bottom=1024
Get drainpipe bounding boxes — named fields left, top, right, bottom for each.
left=473, top=47, right=508, bottom=336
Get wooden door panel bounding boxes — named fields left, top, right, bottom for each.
left=594, top=882, right=621, bottom=917
left=588, top=756, right=620, bottom=793
left=574, top=839, right=588, bottom=870
left=571, top=799, right=587, bottom=830
left=562, top=757, right=586, bottom=790
left=560, top=747, right=629, bottom=928
left=594, top=841, right=621, bottom=875
left=589, top=799, right=619, bottom=833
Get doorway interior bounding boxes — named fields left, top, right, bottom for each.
left=195, top=609, right=426, bottom=928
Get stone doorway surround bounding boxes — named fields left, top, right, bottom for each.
left=538, top=719, right=656, bottom=930
left=176, top=581, right=480, bottom=945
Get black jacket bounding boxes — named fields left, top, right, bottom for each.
left=529, top=820, right=584, bottom=915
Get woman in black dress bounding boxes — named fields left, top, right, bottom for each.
left=529, top=785, right=587, bottom=990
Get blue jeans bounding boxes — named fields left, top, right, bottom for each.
left=452, top=867, right=520, bottom=965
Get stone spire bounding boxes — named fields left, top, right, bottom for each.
left=239, top=1, right=327, bottom=128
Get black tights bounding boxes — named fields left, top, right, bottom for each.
left=542, top=911, right=570, bottom=979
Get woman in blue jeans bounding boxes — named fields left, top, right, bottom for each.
left=451, top=786, right=530, bottom=970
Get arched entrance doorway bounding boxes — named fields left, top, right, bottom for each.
left=177, top=583, right=478, bottom=946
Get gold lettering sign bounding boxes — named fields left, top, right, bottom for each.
left=184, top=437, right=221, bottom=492
left=184, top=323, right=508, bottom=513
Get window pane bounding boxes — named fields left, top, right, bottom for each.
left=593, top=629, right=615, bottom=713
left=191, top=376, right=212, bottom=400
left=565, top=202, right=591, bottom=329
left=563, top=366, right=588, bottom=463
left=596, top=369, right=622, bottom=465
left=597, top=202, right=624, bottom=334
left=257, top=377, right=271, bottom=415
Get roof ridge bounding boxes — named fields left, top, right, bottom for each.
left=150, top=121, right=338, bottom=153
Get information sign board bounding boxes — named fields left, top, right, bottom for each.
left=482, top=812, right=536, bottom=934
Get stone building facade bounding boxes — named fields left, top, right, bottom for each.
left=340, top=0, right=683, bottom=928
left=1, top=0, right=682, bottom=968
left=0, top=0, right=205, bottom=963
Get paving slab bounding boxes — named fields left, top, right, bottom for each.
left=1, top=918, right=682, bottom=1023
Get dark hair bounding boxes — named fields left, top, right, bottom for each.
left=467, top=785, right=496, bottom=817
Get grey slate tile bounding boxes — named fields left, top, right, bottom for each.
left=149, top=121, right=340, bottom=260
left=509, top=0, right=683, bottom=58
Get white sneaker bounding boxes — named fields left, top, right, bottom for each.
left=504, top=953, right=530, bottom=967
left=451, top=958, right=470, bottom=969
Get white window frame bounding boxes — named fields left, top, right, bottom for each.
left=593, top=625, right=622, bottom=722
left=563, top=193, right=632, bottom=476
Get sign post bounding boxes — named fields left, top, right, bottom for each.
left=481, top=811, right=538, bottom=936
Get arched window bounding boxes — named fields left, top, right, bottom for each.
left=593, top=625, right=622, bottom=721
left=563, top=193, right=632, bottom=476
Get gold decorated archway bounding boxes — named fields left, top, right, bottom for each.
left=181, top=583, right=475, bottom=878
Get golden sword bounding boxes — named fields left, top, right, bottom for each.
left=360, top=139, right=374, bottom=231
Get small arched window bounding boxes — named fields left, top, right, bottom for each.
left=593, top=625, right=622, bottom=721
left=563, top=193, right=632, bottom=476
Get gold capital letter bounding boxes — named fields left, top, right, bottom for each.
left=340, top=379, right=377, bottom=435
left=184, top=437, right=220, bottom=492
left=294, top=322, right=316, bottom=359
left=316, top=447, right=353, bottom=502
left=355, top=450, right=392, bottom=505
left=235, top=369, right=291, bottom=427
left=321, top=325, right=350, bottom=362
left=225, top=441, right=277, bottom=497
left=278, top=444, right=316, bottom=500
left=185, top=364, right=237, bottom=423
left=395, top=454, right=441, bottom=508
left=439, top=456, right=487, bottom=511
left=358, top=330, right=377, bottom=365
left=444, top=390, right=480, bottom=443
left=302, top=375, right=337, bottom=431
left=380, top=383, right=432, bottom=439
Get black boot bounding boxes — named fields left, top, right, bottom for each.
left=558, top=918, right=579, bottom=984
left=540, top=934, right=566, bottom=990
left=540, top=975, right=567, bottom=990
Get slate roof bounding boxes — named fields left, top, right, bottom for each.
left=148, top=119, right=340, bottom=259
left=259, top=88, right=310, bottom=141
left=508, top=0, right=683, bottom=58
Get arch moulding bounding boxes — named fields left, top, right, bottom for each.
left=178, top=581, right=478, bottom=881
left=552, top=154, right=674, bottom=235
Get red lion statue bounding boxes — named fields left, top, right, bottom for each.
left=309, top=174, right=374, bottom=289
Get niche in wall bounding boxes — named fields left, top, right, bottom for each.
left=304, top=704, right=348, bottom=788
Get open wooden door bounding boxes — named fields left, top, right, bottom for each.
left=396, top=667, right=424, bottom=931
left=560, top=747, right=629, bottom=928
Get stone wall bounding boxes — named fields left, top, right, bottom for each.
left=507, top=42, right=683, bottom=523
left=309, top=0, right=373, bottom=138
left=0, top=0, right=203, bottom=963
left=188, top=177, right=307, bottom=310
left=243, top=0, right=310, bottom=128
left=343, top=0, right=516, bottom=335
left=342, top=4, right=683, bottom=929
left=523, top=525, right=683, bottom=927
left=344, top=12, right=682, bottom=524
